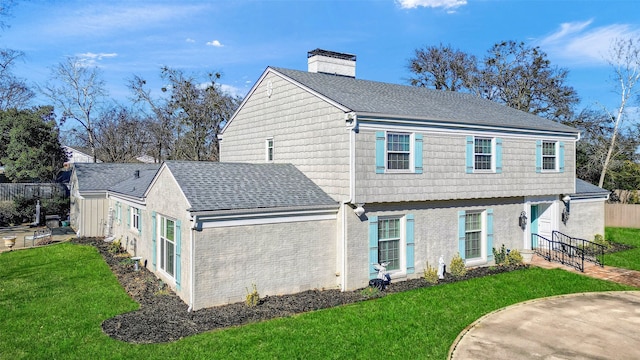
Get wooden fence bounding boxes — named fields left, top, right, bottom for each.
left=605, top=203, right=640, bottom=228
left=0, top=183, right=68, bottom=202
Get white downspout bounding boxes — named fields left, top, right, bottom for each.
left=187, top=215, right=196, bottom=312
left=342, top=112, right=357, bottom=291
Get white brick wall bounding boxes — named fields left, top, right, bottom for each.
left=343, top=199, right=525, bottom=290
left=192, top=219, right=337, bottom=309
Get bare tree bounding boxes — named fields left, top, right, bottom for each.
left=408, top=41, right=579, bottom=122
left=598, top=38, right=640, bottom=188
left=94, top=106, right=151, bottom=163
left=39, top=56, right=107, bottom=162
left=0, top=48, right=34, bottom=109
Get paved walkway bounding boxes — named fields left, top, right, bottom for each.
left=449, top=255, right=640, bottom=360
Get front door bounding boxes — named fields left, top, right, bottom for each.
left=531, top=203, right=553, bottom=248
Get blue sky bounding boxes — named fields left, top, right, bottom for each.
left=2, top=0, right=640, bottom=116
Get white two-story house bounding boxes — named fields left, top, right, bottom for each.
left=74, top=49, right=606, bottom=310
left=220, top=49, right=594, bottom=291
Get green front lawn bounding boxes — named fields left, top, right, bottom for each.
left=0, top=242, right=634, bottom=359
left=605, top=227, right=640, bottom=271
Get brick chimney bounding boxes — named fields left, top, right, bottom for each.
left=307, top=49, right=356, bottom=78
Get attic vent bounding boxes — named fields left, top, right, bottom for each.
left=307, top=48, right=356, bottom=78
left=134, top=170, right=140, bottom=179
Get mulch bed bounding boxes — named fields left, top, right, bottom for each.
left=72, top=237, right=526, bottom=344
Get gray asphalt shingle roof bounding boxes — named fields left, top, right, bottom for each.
left=574, top=179, right=609, bottom=196
left=272, top=67, right=579, bottom=134
left=74, top=163, right=160, bottom=192
left=163, top=161, right=338, bottom=212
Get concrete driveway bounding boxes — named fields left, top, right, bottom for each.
left=449, top=291, right=640, bottom=359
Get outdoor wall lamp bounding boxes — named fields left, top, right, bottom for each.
left=353, top=203, right=365, bottom=217
left=518, top=211, right=527, bottom=230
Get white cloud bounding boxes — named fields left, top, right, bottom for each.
left=206, top=40, right=224, bottom=47
left=538, top=20, right=640, bottom=66
left=186, top=38, right=196, bottom=43
left=397, top=0, right=467, bottom=10
left=219, top=83, right=245, bottom=98
left=76, top=52, right=118, bottom=67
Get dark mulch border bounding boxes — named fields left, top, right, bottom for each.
left=72, top=237, right=525, bottom=344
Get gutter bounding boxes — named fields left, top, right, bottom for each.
left=342, top=111, right=358, bottom=291
left=187, top=214, right=196, bottom=312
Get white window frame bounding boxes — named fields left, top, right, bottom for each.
left=265, top=137, right=274, bottom=162
left=130, top=207, right=140, bottom=232
left=377, top=216, right=406, bottom=274
left=474, top=137, right=494, bottom=172
left=385, top=132, right=414, bottom=173
left=158, top=215, right=176, bottom=279
left=464, top=210, right=487, bottom=266
left=541, top=140, right=558, bottom=172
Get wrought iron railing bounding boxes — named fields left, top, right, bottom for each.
left=532, top=231, right=605, bottom=272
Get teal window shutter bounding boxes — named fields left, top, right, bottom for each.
left=406, top=214, right=415, bottom=274
left=369, top=216, right=379, bottom=279
left=175, top=220, right=182, bottom=291
left=458, top=211, right=466, bottom=259
left=414, top=134, right=423, bottom=174
left=375, top=131, right=385, bottom=174
left=137, top=209, right=142, bottom=235
left=487, top=209, right=494, bottom=262
left=151, top=212, right=157, bottom=270
left=127, top=206, right=131, bottom=227
left=559, top=141, right=565, bottom=173
left=536, top=140, right=542, bottom=173
left=466, top=136, right=474, bottom=173
left=495, top=138, right=503, bottom=173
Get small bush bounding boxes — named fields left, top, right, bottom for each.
left=0, top=200, right=18, bottom=226
left=360, top=286, right=380, bottom=298
left=493, top=244, right=508, bottom=265
left=423, top=262, right=439, bottom=284
left=108, top=239, right=122, bottom=254
left=506, top=249, right=523, bottom=265
left=593, top=234, right=612, bottom=250
left=245, top=283, right=260, bottom=307
left=449, top=253, right=467, bottom=278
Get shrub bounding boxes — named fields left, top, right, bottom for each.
left=0, top=200, right=18, bottom=226
left=423, top=262, right=439, bottom=284
left=506, top=249, right=523, bottom=265
left=493, top=244, right=508, bottom=265
left=593, top=234, right=612, bottom=250
left=245, top=283, right=260, bottom=307
left=359, top=286, right=380, bottom=298
left=108, top=239, right=122, bottom=254
left=449, top=253, right=467, bottom=278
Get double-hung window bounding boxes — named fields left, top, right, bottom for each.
left=378, top=218, right=401, bottom=271
left=464, top=212, right=482, bottom=259
left=387, top=133, right=411, bottom=170
left=369, top=214, right=416, bottom=278
left=458, top=209, right=494, bottom=265
left=266, top=138, right=274, bottom=162
left=542, top=141, right=557, bottom=170
left=159, top=216, right=176, bottom=278
left=375, top=131, right=423, bottom=174
left=474, top=138, right=492, bottom=170
left=536, top=140, right=564, bottom=173
left=130, top=207, right=141, bottom=233
left=466, top=136, right=502, bottom=173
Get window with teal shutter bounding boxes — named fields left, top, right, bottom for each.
left=175, top=220, right=182, bottom=290
left=414, top=134, right=423, bottom=174
left=465, top=136, right=474, bottom=173
left=458, top=211, right=466, bottom=258
left=127, top=206, right=131, bottom=227
left=495, top=138, right=503, bottom=173
left=487, top=209, right=494, bottom=262
left=406, top=214, right=415, bottom=274
left=559, top=141, right=565, bottom=173
left=137, top=209, right=142, bottom=235
left=369, top=216, right=379, bottom=278
left=375, top=132, right=385, bottom=174
left=151, top=212, right=157, bottom=270
left=535, top=140, right=542, bottom=173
